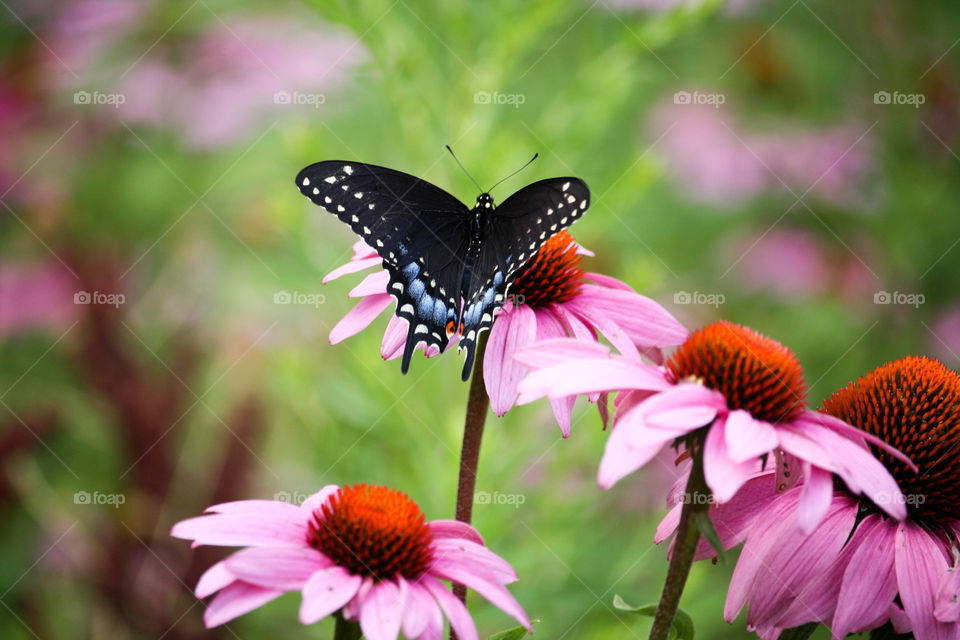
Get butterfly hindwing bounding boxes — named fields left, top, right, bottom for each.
left=456, top=178, right=590, bottom=379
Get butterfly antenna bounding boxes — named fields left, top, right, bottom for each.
left=445, top=145, right=484, bottom=193
left=487, top=153, right=539, bottom=193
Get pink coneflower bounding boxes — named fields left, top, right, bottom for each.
left=171, top=483, right=530, bottom=639
left=323, top=231, right=687, bottom=435
left=516, top=320, right=909, bottom=528
left=714, top=356, right=960, bottom=640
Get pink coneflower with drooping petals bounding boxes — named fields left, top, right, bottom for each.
left=322, top=231, right=687, bottom=436
left=171, top=483, right=531, bottom=639
left=708, top=356, right=960, bottom=640
left=516, top=320, right=911, bottom=528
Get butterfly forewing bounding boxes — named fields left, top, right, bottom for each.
left=296, top=161, right=470, bottom=268
left=456, top=178, right=591, bottom=378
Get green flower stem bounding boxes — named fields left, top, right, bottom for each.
left=452, top=330, right=491, bottom=608
left=648, top=451, right=709, bottom=640
left=334, top=612, right=362, bottom=640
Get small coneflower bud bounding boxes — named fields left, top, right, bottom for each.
left=307, top=484, right=434, bottom=580
left=667, top=321, right=807, bottom=423
left=509, top=230, right=584, bottom=308
left=822, top=355, right=960, bottom=522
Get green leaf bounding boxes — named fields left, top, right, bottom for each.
left=613, top=595, right=695, bottom=640
left=692, top=510, right=728, bottom=565
left=487, top=619, right=539, bottom=640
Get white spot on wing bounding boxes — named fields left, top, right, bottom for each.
left=562, top=181, right=570, bottom=191
left=302, top=177, right=310, bottom=186
left=343, top=165, right=353, bottom=175
left=324, top=176, right=336, bottom=184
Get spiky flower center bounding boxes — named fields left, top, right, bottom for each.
left=822, top=356, right=960, bottom=522
left=667, top=321, right=807, bottom=423
left=509, top=230, right=584, bottom=308
left=306, top=484, right=434, bottom=580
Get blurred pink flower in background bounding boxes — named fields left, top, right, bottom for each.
left=41, top=0, right=146, bottom=86
left=651, top=101, right=874, bottom=208
left=42, top=1, right=363, bottom=150
left=0, top=260, right=79, bottom=336
left=928, top=304, right=960, bottom=364
left=721, top=228, right=832, bottom=298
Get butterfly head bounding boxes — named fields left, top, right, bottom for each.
left=475, top=193, right=495, bottom=210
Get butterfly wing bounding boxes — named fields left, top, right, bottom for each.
left=296, top=161, right=471, bottom=372
left=456, top=178, right=590, bottom=379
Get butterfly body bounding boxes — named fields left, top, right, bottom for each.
left=296, top=160, right=589, bottom=380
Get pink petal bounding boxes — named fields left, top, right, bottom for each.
left=935, top=564, right=960, bottom=623
left=431, top=538, right=517, bottom=582
left=549, top=395, right=576, bottom=438
left=428, top=563, right=531, bottom=632
left=703, top=416, right=756, bottom=503
left=360, top=580, right=406, bottom=640
left=803, top=410, right=917, bottom=472
left=322, top=256, right=382, bottom=283
left=796, top=463, right=834, bottom=533
left=329, top=294, right=393, bottom=344
left=723, top=410, right=779, bottom=463
left=350, top=239, right=377, bottom=259
left=299, top=566, right=363, bottom=625
left=225, top=547, right=331, bottom=590
left=740, top=497, right=858, bottom=629
left=563, top=296, right=644, bottom=357
left=584, top=271, right=634, bottom=291
left=349, top=270, right=390, bottom=298
left=513, top=337, right=610, bottom=369
left=428, top=520, right=484, bottom=545
left=895, top=521, right=956, bottom=640
left=422, top=575, right=479, bottom=640
left=196, top=560, right=235, bottom=598
left=574, top=284, right=688, bottom=347
left=171, top=513, right=308, bottom=548
left=517, top=358, right=669, bottom=404
left=204, top=581, right=284, bottom=627
left=403, top=582, right=444, bottom=639
left=380, top=315, right=407, bottom=360
left=778, top=421, right=906, bottom=520
left=833, top=515, right=898, bottom=638
left=300, top=486, right=340, bottom=514
left=205, top=499, right=305, bottom=518
left=484, top=304, right=537, bottom=417
left=597, top=403, right=678, bottom=489
left=641, top=383, right=725, bottom=432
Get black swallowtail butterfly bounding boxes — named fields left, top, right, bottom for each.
left=296, top=154, right=590, bottom=380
